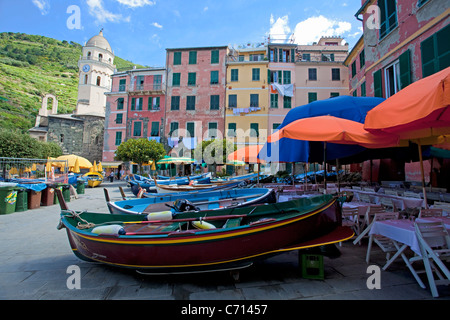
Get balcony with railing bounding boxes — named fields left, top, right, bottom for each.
left=109, top=83, right=166, bottom=94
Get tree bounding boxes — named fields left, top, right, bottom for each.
left=115, top=138, right=165, bottom=174
left=0, top=129, right=40, bottom=158
left=193, top=139, right=236, bottom=174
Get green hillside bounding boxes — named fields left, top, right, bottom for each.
left=0, top=32, right=145, bottom=133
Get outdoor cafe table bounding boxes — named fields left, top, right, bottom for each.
left=368, top=217, right=450, bottom=289
left=344, top=189, right=426, bottom=210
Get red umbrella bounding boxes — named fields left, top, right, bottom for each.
left=228, top=145, right=265, bottom=164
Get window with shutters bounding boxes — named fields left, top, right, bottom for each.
left=169, top=122, right=178, bottom=136
left=210, top=95, right=220, bottom=110
left=188, top=72, right=196, bottom=86
left=420, top=24, right=450, bottom=77
left=151, top=122, right=159, bottom=137
left=210, top=71, right=219, bottom=84
left=189, top=51, right=197, bottom=64
left=250, top=94, right=259, bottom=108
left=308, top=92, right=317, bottom=103
left=211, top=50, right=219, bottom=64
left=283, top=96, right=291, bottom=109
left=119, top=79, right=126, bottom=91
left=252, top=68, right=260, bottom=81
left=250, top=123, right=259, bottom=137
left=308, top=68, right=317, bottom=81
left=171, top=96, right=180, bottom=110
left=228, top=95, right=237, bottom=108
left=208, top=122, right=217, bottom=139
left=331, top=68, right=340, bottom=81
left=270, top=94, right=278, bottom=108
left=359, top=49, right=365, bottom=68
left=398, top=50, right=411, bottom=89
left=379, top=0, right=398, bottom=40
left=283, top=71, right=291, bottom=84
left=115, top=132, right=122, bottom=146
left=186, top=96, right=195, bottom=110
left=361, top=82, right=366, bottom=97
left=186, top=122, right=195, bottom=138
left=351, top=61, right=357, bottom=78
left=133, top=122, right=142, bottom=137
left=273, top=123, right=281, bottom=133
left=173, top=51, right=181, bottom=65
left=330, top=92, right=339, bottom=98
left=172, top=73, right=181, bottom=86
left=228, top=123, right=236, bottom=137
left=230, top=69, right=238, bottom=82
left=373, top=69, right=383, bottom=98
left=115, top=113, right=123, bottom=124
left=117, top=98, right=124, bottom=110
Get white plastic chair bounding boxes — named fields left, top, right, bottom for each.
left=352, top=205, right=387, bottom=245
left=366, top=212, right=400, bottom=264
left=411, top=221, right=450, bottom=297
left=418, top=208, right=443, bottom=218
left=380, top=197, right=397, bottom=212
left=341, top=206, right=360, bottom=237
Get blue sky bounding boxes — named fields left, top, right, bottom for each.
left=0, top=0, right=363, bottom=67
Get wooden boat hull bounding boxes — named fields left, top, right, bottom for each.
left=87, top=179, right=102, bottom=188
left=106, top=188, right=277, bottom=215
left=59, top=195, right=352, bottom=272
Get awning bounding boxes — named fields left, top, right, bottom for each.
left=101, top=161, right=123, bottom=168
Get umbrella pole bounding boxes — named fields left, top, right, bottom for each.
left=323, top=142, right=327, bottom=194
left=417, top=141, right=429, bottom=209
left=292, top=162, right=295, bottom=186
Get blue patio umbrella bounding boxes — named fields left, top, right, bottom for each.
left=258, top=95, right=386, bottom=163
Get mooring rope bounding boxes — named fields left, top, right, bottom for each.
left=62, top=210, right=96, bottom=229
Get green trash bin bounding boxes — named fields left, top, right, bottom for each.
left=0, top=186, right=18, bottom=214
left=53, top=184, right=63, bottom=205
left=62, top=184, right=71, bottom=203
left=15, top=188, right=28, bottom=212
left=76, top=180, right=85, bottom=194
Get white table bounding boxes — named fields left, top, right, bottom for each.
left=368, top=217, right=450, bottom=289
left=347, top=189, right=426, bottom=210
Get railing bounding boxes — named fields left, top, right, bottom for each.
left=110, top=83, right=166, bottom=93
left=80, top=56, right=114, bottom=65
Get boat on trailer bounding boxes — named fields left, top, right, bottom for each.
left=104, top=187, right=277, bottom=215
left=56, top=189, right=353, bottom=274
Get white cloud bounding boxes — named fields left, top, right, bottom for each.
left=151, top=22, right=163, bottom=29
left=203, top=6, right=208, bottom=12
left=268, top=14, right=293, bottom=43
left=292, top=15, right=352, bottom=44
left=115, top=0, right=156, bottom=8
left=86, top=0, right=126, bottom=23
left=32, top=0, right=50, bottom=15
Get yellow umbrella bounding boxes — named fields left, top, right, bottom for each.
left=55, top=155, right=93, bottom=169
left=73, top=158, right=80, bottom=173
left=93, top=161, right=98, bottom=172
left=98, top=161, right=103, bottom=172
left=151, top=161, right=156, bottom=171
left=31, top=163, right=37, bottom=171
left=9, top=167, right=18, bottom=175
left=46, top=157, right=52, bottom=172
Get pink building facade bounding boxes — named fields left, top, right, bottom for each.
left=164, top=46, right=228, bottom=155
left=348, top=0, right=449, bottom=98
left=102, top=68, right=166, bottom=164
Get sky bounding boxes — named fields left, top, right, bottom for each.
left=0, top=0, right=364, bottom=67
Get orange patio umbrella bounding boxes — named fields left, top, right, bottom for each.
left=364, top=66, right=450, bottom=139
left=364, top=67, right=450, bottom=207
left=227, top=145, right=265, bottom=164
left=268, top=115, right=400, bottom=148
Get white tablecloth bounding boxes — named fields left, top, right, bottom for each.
left=369, top=217, right=450, bottom=255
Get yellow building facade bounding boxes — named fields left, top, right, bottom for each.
left=225, top=47, right=269, bottom=148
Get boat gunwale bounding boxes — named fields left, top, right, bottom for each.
left=62, top=196, right=337, bottom=245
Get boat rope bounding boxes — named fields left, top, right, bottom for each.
left=62, top=210, right=96, bottom=229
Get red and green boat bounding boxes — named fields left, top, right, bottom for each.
left=57, top=191, right=353, bottom=274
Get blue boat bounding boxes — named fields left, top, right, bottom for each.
left=129, top=174, right=210, bottom=196
left=104, top=187, right=276, bottom=215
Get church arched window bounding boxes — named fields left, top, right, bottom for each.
left=97, top=76, right=101, bottom=86
left=98, top=53, right=103, bottom=61
left=84, top=74, right=88, bottom=84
